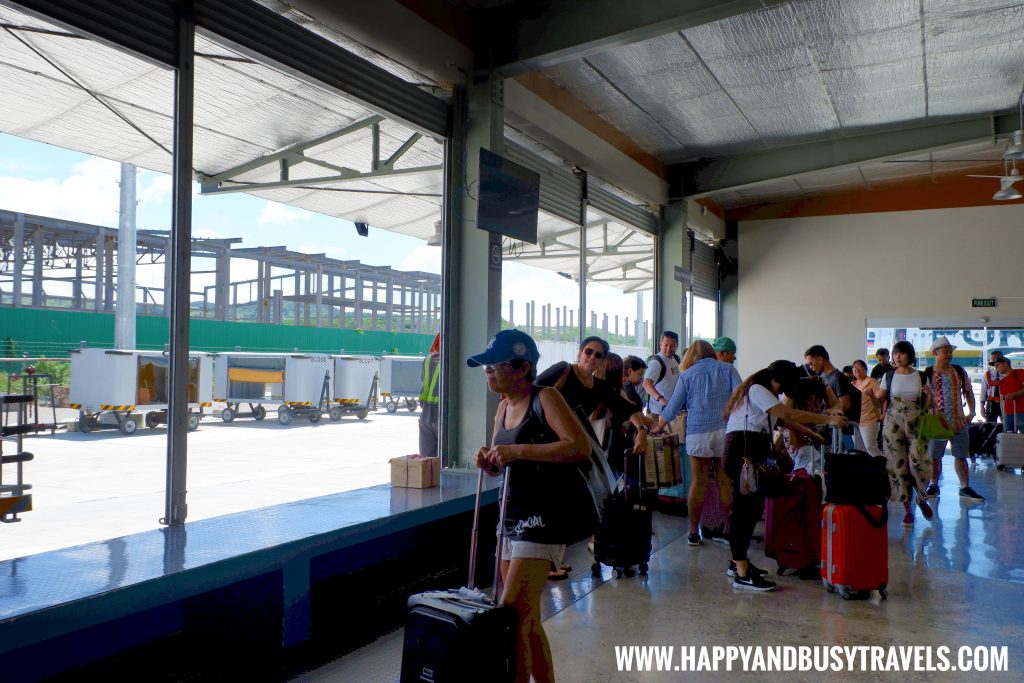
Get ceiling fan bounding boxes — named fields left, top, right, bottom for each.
left=968, top=159, right=1023, bottom=200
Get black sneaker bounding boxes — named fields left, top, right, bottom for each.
left=925, top=483, right=940, bottom=498
left=687, top=532, right=703, bottom=546
left=959, top=486, right=985, bottom=502
left=732, top=572, right=777, bottom=592
left=726, top=561, right=767, bottom=578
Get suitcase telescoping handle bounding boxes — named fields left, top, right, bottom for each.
left=467, top=466, right=511, bottom=601
left=831, top=425, right=843, bottom=454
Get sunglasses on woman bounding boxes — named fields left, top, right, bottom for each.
left=582, top=347, right=606, bottom=360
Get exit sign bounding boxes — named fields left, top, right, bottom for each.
left=972, top=298, right=997, bottom=308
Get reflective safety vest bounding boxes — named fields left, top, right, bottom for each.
left=419, top=354, right=440, bottom=404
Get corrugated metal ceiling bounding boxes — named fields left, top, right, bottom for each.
left=542, top=0, right=1024, bottom=161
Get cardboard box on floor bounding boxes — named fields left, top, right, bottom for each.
left=390, top=455, right=441, bottom=488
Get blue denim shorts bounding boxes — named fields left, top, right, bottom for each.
left=928, top=427, right=969, bottom=460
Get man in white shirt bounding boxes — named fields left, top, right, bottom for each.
left=643, top=331, right=680, bottom=417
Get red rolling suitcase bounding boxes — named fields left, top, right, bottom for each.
left=821, top=503, right=888, bottom=600
left=400, top=470, right=518, bottom=682
left=764, top=469, right=821, bottom=575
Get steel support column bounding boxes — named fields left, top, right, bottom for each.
left=95, top=228, right=105, bottom=313
left=115, top=162, right=137, bottom=349
left=12, top=214, right=24, bottom=307
left=163, top=4, right=194, bottom=528
left=215, top=250, right=230, bottom=320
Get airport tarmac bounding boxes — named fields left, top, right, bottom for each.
left=0, top=408, right=423, bottom=561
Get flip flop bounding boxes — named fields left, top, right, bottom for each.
left=559, top=562, right=572, bottom=572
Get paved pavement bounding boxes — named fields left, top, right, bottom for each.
left=0, top=408, right=424, bottom=561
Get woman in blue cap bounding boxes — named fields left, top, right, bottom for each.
left=469, top=329, right=590, bottom=683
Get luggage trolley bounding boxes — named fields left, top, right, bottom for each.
left=329, top=355, right=380, bottom=421
left=212, top=352, right=287, bottom=423
left=69, top=348, right=212, bottom=435
left=278, top=353, right=333, bottom=425
left=380, top=355, right=425, bottom=414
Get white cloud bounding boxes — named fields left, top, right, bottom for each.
left=398, top=245, right=442, bottom=274
left=0, top=157, right=121, bottom=225
left=139, top=174, right=172, bottom=206
left=257, top=200, right=313, bottom=226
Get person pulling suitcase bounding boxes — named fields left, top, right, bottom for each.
left=470, top=330, right=591, bottom=682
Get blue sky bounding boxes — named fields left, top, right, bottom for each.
left=0, top=132, right=714, bottom=338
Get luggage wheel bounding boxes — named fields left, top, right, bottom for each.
left=591, top=562, right=601, bottom=576
left=638, top=562, right=649, bottom=575
left=839, top=587, right=852, bottom=600
left=824, top=582, right=836, bottom=594
left=878, top=584, right=888, bottom=600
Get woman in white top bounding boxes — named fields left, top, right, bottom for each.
left=722, top=360, right=847, bottom=592
left=866, top=340, right=934, bottom=527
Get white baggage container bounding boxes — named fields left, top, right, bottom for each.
left=211, top=352, right=332, bottom=425
left=996, top=432, right=1024, bottom=468
left=380, top=355, right=425, bottom=413
left=69, top=348, right=212, bottom=435
left=330, top=355, right=380, bottom=420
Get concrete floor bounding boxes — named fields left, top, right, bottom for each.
left=299, top=457, right=1024, bottom=682
left=0, top=408, right=421, bottom=560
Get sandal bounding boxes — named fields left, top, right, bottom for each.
left=559, top=562, right=572, bottom=572
left=547, top=569, right=570, bottom=581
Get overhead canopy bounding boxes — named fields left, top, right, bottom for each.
left=0, top=4, right=444, bottom=240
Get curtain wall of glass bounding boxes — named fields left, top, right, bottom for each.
left=0, top=4, right=174, bottom=559
left=0, top=4, right=447, bottom=559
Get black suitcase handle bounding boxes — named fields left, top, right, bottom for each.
left=468, top=467, right=510, bottom=600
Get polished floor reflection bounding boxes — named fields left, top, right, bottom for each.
left=297, top=457, right=1024, bottom=682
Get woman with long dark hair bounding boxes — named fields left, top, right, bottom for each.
left=722, top=361, right=847, bottom=591
left=536, top=336, right=651, bottom=578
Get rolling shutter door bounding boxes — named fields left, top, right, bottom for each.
left=691, top=236, right=717, bottom=301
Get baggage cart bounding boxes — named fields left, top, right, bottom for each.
left=380, top=355, right=425, bottom=414
left=69, top=348, right=212, bottom=435
left=329, top=355, right=380, bottom=421
left=212, top=352, right=333, bottom=425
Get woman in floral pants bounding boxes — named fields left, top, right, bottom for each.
left=870, top=341, right=934, bottom=527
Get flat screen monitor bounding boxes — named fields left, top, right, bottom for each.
left=477, top=148, right=540, bottom=244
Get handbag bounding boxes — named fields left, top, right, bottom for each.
left=918, top=412, right=954, bottom=441
left=528, top=390, right=615, bottom=543
left=739, top=417, right=788, bottom=498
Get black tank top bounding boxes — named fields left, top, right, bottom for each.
left=494, top=387, right=573, bottom=543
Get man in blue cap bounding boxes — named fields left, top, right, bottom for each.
left=712, top=337, right=737, bottom=365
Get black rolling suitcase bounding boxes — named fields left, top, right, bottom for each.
left=400, top=470, right=518, bottom=683
left=591, top=449, right=654, bottom=578
left=968, top=421, right=1001, bottom=458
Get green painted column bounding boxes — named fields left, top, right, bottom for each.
left=656, top=200, right=688, bottom=343
left=442, top=74, right=504, bottom=469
